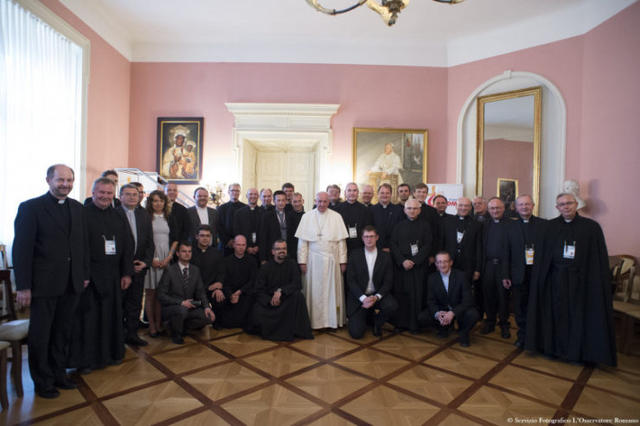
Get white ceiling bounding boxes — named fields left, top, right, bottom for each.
left=59, top=0, right=636, bottom=66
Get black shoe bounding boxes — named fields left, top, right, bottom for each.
left=436, top=328, right=450, bottom=338
left=78, top=367, right=92, bottom=375
left=514, top=339, right=524, bottom=348
left=37, top=387, right=60, bottom=398
left=480, top=323, right=494, bottom=334
left=501, top=327, right=511, bottom=339
left=373, top=313, right=384, bottom=337
left=55, top=376, right=77, bottom=390
left=126, top=335, right=149, bottom=346
left=172, top=334, right=184, bottom=345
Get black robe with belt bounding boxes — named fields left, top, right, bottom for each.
left=69, top=203, right=133, bottom=370
left=525, top=214, right=616, bottom=366
left=390, top=218, right=433, bottom=331
left=249, top=258, right=313, bottom=341
left=216, top=254, right=258, bottom=329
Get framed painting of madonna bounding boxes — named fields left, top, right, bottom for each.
left=156, top=117, right=204, bottom=184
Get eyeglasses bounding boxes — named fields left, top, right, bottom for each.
left=556, top=201, right=576, bottom=207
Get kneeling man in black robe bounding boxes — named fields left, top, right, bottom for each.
left=526, top=193, right=616, bottom=366
left=346, top=226, right=398, bottom=338
left=216, top=235, right=257, bottom=329
left=420, top=251, right=479, bottom=347
left=249, top=240, right=313, bottom=341
left=158, top=242, right=215, bottom=344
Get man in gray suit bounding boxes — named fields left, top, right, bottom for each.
left=157, top=242, right=215, bottom=344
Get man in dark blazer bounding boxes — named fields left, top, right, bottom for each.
left=346, top=226, right=398, bottom=338
left=501, top=195, right=547, bottom=348
left=421, top=251, right=479, bottom=347
left=260, top=190, right=296, bottom=263
left=187, top=187, right=218, bottom=245
left=217, top=183, right=246, bottom=255
left=12, top=164, right=88, bottom=398
left=157, top=242, right=215, bottom=344
left=118, top=184, right=155, bottom=346
left=165, top=182, right=191, bottom=243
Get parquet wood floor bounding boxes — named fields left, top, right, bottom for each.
left=1, top=319, right=639, bottom=425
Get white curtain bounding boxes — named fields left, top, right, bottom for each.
left=0, top=0, right=83, bottom=261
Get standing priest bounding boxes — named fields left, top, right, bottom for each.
left=526, top=193, right=616, bottom=366
left=335, top=182, right=373, bottom=252
left=390, top=198, right=433, bottom=333
left=249, top=240, right=313, bottom=341
left=296, top=191, right=348, bottom=329
left=69, top=177, right=133, bottom=372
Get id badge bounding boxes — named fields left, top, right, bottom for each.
left=525, top=248, right=534, bottom=265
left=251, top=232, right=257, bottom=244
left=456, top=231, right=464, bottom=244
left=348, top=226, right=358, bottom=239
left=563, top=243, right=575, bottom=259
left=410, top=243, right=419, bottom=256
left=105, top=239, right=116, bottom=255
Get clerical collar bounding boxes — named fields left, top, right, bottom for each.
left=458, top=215, right=465, bottom=220
left=249, top=206, right=256, bottom=210
left=48, top=192, right=66, bottom=204
left=57, top=199, right=65, bottom=205
left=493, top=219, right=500, bottom=223
left=521, top=217, right=530, bottom=223
left=198, top=245, right=208, bottom=252
left=564, top=217, right=574, bottom=223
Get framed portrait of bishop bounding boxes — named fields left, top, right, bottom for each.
left=157, top=117, right=204, bottom=184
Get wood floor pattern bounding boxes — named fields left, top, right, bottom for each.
left=2, top=321, right=639, bottom=426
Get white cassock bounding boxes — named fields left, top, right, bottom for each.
left=296, top=208, right=348, bottom=329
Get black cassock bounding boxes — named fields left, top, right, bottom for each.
left=249, top=258, right=313, bottom=341
left=526, top=214, right=617, bottom=366
left=190, top=245, right=225, bottom=299
left=69, top=203, right=133, bottom=370
left=216, top=254, right=257, bottom=329
left=335, top=201, right=374, bottom=252
left=370, top=202, right=404, bottom=251
left=390, top=218, right=433, bottom=332
left=232, top=206, right=263, bottom=255
left=216, top=200, right=247, bottom=254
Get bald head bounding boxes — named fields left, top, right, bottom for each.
left=404, top=198, right=421, bottom=220
left=487, top=197, right=505, bottom=220
left=246, top=187, right=259, bottom=207
left=456, top=197, right=472, bottom=217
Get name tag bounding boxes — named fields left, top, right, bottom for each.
left=563, top=242, right=576, bottom=259
left=348, top=226, right=358, bottom=239
left=525, top=247, right=534, bottom=265
left=410, top=243, right=419, bottom=256
left=105, top=239, right=116, bottom=255
left=251, top=232, right=257, bottom=244
left=456, top=231, right=464, bottom=244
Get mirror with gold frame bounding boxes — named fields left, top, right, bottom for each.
left=477, top=86, right=541, bottom=215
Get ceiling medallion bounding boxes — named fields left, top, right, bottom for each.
left=307, top=0, right=464, bottom=26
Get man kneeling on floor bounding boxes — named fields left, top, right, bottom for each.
left=247, top=240, right=313, bottom=341
left=419, top=251, right=479, bottom=347
left=158, top=242, right=215, bottom=344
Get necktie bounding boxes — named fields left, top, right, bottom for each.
left=182, top=267, right=190, bottom=295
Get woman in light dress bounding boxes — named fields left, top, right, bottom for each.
left=144, top=190, right=178, bottom=337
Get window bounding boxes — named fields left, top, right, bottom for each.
left=0, top=0, right=89, bottom=258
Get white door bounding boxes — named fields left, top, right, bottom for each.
left=256, top=149, right=315, bottom=212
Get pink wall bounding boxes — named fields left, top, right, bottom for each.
left=482, top=139, right=533, bottom=201
left=40, top=0, right=131, bottom=195
left=447, top=2, right=640, bottom=254
left=579, top=2, right=640, bottom=255
left=128, top=63, right=448, bottom=185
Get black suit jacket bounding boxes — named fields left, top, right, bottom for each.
left=157, top=263, right=209, bottom=307
left=187, top=206, right=218, bottom=244
left=346, top=249, right=393, bottom=316
left=426, top=269, right=473, bottom=319
left=502, top=216, right=547, bottom=285
left=12, top=193, right=88, bottom=297
left=169, top=201, right=191, bottom=243
left=441, top=215, right=482, bottom=275
left=259, top=209, right=296, bottom=262
left=117, top=206, right=155, bottom=266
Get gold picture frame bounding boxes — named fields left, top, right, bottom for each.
left=497, top=177, right=519, bottom=207
left=476, top=86, right=541, bottom=215
left=353, top=128, right=428, bottom=202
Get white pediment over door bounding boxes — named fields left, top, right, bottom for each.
left=225, top=103, right=340, bottom=211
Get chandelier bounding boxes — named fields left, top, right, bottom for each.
left=306, top=0, right=465, bottom=27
